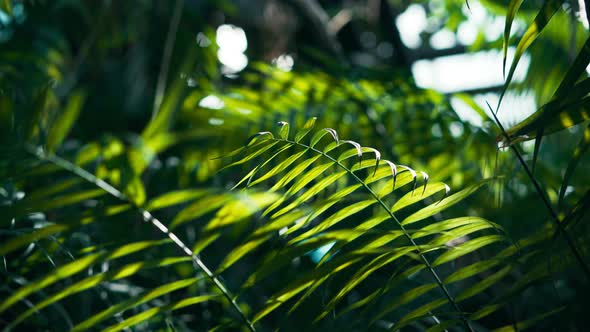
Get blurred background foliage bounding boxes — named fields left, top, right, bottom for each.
left=1, top=0, right=590, bottom=331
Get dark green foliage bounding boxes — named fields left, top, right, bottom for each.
left=1, top=0, right=590, bottom=331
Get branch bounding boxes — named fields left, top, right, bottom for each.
left=327, top=8, right=353, bottom=35
left=287, top=0, right=345, bottom=60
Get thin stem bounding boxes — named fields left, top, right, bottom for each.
left=276, top=138, right=474, bottom=332
left=26, top=146, right=256, bottom=332
left=152, top=0, right=185, bottom=119
left=488, top=108, right=590, bottom=280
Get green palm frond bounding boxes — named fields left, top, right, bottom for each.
left=216, top=120, right=519, bottom=330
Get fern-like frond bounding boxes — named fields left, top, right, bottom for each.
left=218, top=120, right=517, bottom=330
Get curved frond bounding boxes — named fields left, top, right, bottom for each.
left=220, top=121, right=516, bottom=329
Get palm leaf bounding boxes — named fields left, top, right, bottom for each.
left=503, top=37, right=590, bottom=142
left=222, top=121, right=517, bottom=329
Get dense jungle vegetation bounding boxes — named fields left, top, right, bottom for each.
left=1, top=0, right=590, bottom=331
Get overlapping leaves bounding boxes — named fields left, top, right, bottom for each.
left=218, top=120, right=519, bottom=329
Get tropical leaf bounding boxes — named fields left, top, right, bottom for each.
left=0, top=145, right=256, bottom=331
left=504, top=37, right=590, bottom=141
left=46, top=91, right=86, bottom=152
left=503, top=0, right=525, bottom=77
left=6, top=257, right=192, bottom=330
left=222, top=121, right=516, bottom=329
left=501, top=0, right=564, bottom=107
